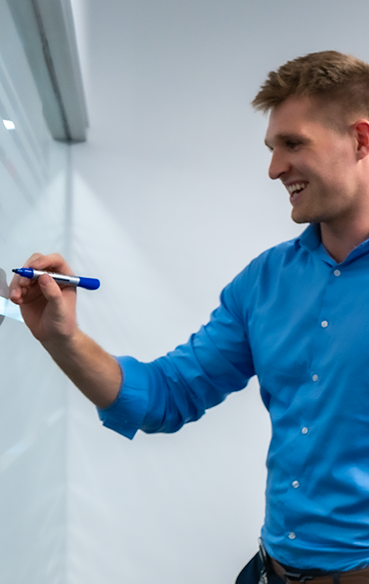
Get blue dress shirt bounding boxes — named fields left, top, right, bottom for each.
left=98, top=224, right=369, bottom=571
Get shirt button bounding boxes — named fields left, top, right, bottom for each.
left=288, top=532, right=296, bottom=540
left=292, top=480, right=299, bottom=488
left=334, top=269, right=341, bottom=277
left=302, top=427, right=309, bottom=434
left=321, top=320, right=328, bottom=328
left=312, top=374, right=319, bottom=382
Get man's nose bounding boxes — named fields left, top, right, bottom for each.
left=268, top=151, right=291, bottom=180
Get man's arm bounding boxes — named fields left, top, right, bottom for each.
left=9, top=253, right=121, bottom=409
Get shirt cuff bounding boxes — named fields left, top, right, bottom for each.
left=97, top=356, right=150, bottom=439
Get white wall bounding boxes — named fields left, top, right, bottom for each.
left=67, top=1, right=369, bottom=583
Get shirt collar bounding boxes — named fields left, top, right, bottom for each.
left=296, top=224, right=321, bottom=252
left=296, top=223, right=369, bottom=264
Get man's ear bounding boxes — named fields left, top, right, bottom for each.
left=353, top=120, right=369, bottom=159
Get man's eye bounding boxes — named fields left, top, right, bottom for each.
left=286, top=140, right=301, bottom=150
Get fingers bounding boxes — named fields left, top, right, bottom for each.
left=9, top=275, right=32, bottom=304
left=7, top=253, right=78, bottom=344
left=23, top=252, right=74, bottom=274
left=9, top=286, right=23, bottom=304
left=9, top=253, right=73, bottom=304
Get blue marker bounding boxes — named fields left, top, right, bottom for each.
left=12, top=268, right=100, bottom=290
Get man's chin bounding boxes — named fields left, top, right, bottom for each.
left=291, top=210, right=311, bottom=225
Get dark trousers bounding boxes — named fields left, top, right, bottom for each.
left=235, top=552, right=284, bottom=584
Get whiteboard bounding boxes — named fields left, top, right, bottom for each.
left=0, top=2, right=69, bottom=582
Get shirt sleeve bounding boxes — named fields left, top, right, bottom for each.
left=97, top=269, right=255, bottom=439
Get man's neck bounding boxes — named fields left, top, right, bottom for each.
left=321, top=220, right=369, bottom=263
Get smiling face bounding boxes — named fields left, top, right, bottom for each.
left=265, top=96, right=363, bottom=229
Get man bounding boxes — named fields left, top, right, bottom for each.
left=9, top=51, right=369, bottom=582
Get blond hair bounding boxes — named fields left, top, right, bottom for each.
left=252, top=51, right=369, bottom=121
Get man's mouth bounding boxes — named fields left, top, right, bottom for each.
left=286, top=182, right=308, bottom=200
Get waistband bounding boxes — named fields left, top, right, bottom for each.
left=271, top=557, right=369, bottom=583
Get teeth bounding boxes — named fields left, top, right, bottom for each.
left=287, top=182, right=306, bottom=195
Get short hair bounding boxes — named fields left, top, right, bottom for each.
left=252, top=51, right=369, bottom=121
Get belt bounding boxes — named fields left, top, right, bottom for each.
left=271, top=558, right=369, bottom=583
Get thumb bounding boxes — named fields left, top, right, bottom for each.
left=38, top=274, right=63, bottom=303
